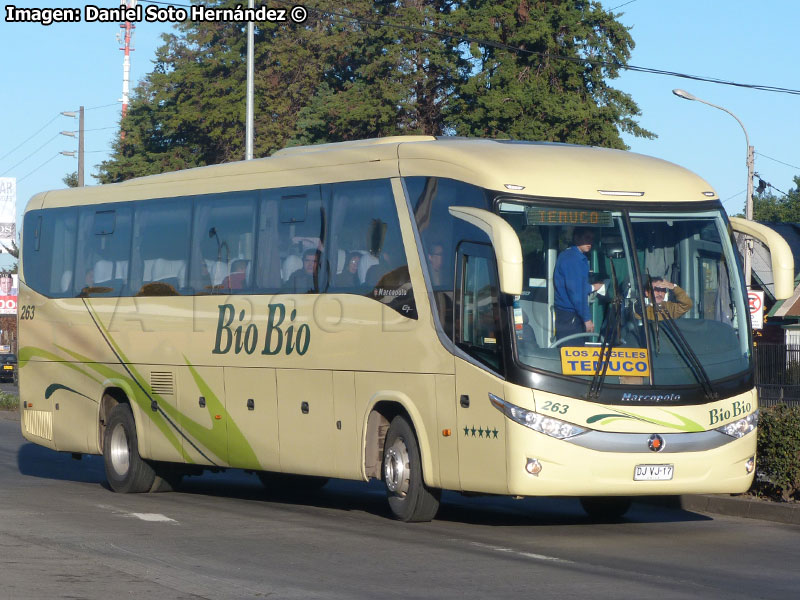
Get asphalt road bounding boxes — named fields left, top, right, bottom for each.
left=1, top=413, right=799, bottom=599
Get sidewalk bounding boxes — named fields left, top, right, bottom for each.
left=643, top=493, right=800, bottom=526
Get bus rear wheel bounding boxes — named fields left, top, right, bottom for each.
left=580, top=496, right=632, bottom=521
left=104, top=403, right=157, bottom=493
left=383, top=415, right=440, bottom=522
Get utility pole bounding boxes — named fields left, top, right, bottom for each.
left=245, top=0, right=254, bottom=160
left=60, top=106, right=85, bottom=187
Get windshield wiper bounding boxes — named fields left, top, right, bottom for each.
left=587, top=259, right=623, bottom=400
left=644, top=272, right=660, bottom=354
left=653, top=302, right=718, bottom=401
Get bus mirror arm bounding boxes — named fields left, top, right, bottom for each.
left=448, top=206, right=523, bottom=295
left=729, top=217, right=794, bottom=299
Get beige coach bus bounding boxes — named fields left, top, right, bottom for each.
left=17, top=137, right=793, bottom=521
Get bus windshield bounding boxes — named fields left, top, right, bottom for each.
left=498, top=201, right=750, bottom=391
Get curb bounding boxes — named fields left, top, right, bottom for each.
left=639, top=494, right=800, bottom=525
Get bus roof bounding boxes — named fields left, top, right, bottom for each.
left=27, top=136, right=718, bottom=212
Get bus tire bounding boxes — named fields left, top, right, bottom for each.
left=104, top=403, right=157, bottom=493
left=383, top=415, right=441, bottom=522
left=580, top=496, right=632, bottom=521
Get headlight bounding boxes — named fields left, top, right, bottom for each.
left=489, top=393, right=586, bottom=440
left=715, top=410, right=758, bottom=438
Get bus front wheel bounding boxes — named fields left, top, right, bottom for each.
left=382, top=415, right=441, bottom=522
left=104, top=403, right=157, bottom=493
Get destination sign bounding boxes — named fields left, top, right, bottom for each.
left=526, top=207, right=613, bottom=227
left=560, top=346, right=650, bottom=377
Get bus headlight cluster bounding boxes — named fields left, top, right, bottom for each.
left=489, top=393, right=586, bottom=440
left=714, top=410, right=758, bottom=439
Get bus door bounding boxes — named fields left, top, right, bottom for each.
left=453, top=243, right=509, bottom=494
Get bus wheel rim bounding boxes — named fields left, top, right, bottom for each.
left=109, top=423, right=130, bottom=477
left=384, top=439, right=409, bottom=496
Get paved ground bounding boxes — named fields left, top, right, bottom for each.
left=2, top=412, right=800, bottom=598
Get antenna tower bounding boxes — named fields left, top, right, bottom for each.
left=118, top=0, right=137, bottom=139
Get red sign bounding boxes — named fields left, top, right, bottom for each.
left=748, top=290, right=764, bottom=329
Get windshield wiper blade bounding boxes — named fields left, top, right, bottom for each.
left=588, top=262, right=622, bottom=400
left=644, top=273, right=660, bottom=354
left=653, top=303, right=718, bottom=401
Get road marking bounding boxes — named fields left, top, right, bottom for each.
left=128, top=512, right=176, bottom=523
left=469, top=541, right=573, bottom=563
left=96, top=505, right=177, bottom=523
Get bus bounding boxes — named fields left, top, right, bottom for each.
left=17, top=136, right=794, bottom=521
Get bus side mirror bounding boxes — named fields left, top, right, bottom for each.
left=729, top=217, right=794, bottom=299
left=448, top=206, right=523, bottom=295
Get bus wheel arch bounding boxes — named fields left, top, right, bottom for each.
left=99, top=387, right=127, bottom=453
left=363, top=398, right=435, bottom=484
left=363, top=399, right=441, bottom=522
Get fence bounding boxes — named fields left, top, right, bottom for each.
left=754, top=343, right=800, bottom=407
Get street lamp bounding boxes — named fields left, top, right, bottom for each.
left=672, top=88, right=755, bottom=287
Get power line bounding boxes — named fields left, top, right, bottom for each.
left=0, top=113, right=60, bottom=163
left=756, top=152, right=800, bottom=172
left=259, top=0, right=800, bottom=96
left=0, top=133, right=61, bottom=177
left=16, top=153, right=61, bottom=184
left=608, top=0, right=640, bottom=11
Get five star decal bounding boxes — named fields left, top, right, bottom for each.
left=463, top=425, right=499, bottom=439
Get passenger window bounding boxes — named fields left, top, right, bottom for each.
left=190, top=193, right=257, bottom=294
left=131, top=199, right=191, bottom=296
left=328, top=180, right=416, bottom=318
left=407, top=177, right=491, bottom=337
left=22, top=207, right=78, bottom=298
left=256, top=186, right=326, bottom=293
left=74, top=206, right=132, bottom=297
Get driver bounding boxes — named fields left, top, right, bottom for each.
left=553, top=227, right=603, bottom=345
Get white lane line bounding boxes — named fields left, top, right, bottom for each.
left=469, top=541, right=573, bottom=563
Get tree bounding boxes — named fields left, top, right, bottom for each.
left=753, top=176, right=800, bottom=223
left=449, top=0, right=653, bottom=145
left=63, top=171, right=79, bottom=188
left=98, top=0, right=652, bottom=182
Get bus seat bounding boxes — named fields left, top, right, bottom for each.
left=93, top=259, right=114, bottom=282
left=60, top=271, right=73, bottom=293
left=282, top=254, right=302, bottom=281
left=144, top=258, right=187, bottom=287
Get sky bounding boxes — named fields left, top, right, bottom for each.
left=1, top=0, right=799, bottom=270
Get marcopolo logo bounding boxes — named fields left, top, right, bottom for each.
left=212, top=303, right=310, bottom=356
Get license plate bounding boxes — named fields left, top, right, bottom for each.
left=634, top=464, right=674, bottom=481
left=2, top=366, right=11, bottom=370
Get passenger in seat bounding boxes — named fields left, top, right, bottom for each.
left=222, top=259, right=247, bottom=290
left=335, top=252, right=361, bottom=287
left=287, top=249, right=320, bottom=293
